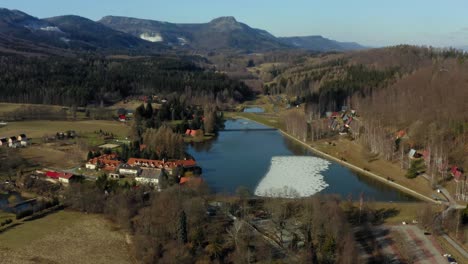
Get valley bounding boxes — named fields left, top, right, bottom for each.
left=0, top=4, right=466, bottom=264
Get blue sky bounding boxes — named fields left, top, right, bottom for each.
left=1, top=0, right=467, bottom=47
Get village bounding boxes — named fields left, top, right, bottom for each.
left=31, top=150, right=202, bottom=189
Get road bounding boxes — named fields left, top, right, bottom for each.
left=392, top=225, right=447, bottom=264
left=421, top=173, right=468, bottom=260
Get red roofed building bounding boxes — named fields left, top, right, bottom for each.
left=127, top=158, right=197, bottom=175
left=451, top=166, right=464, bottom=182
left=396, top=130, right=406, bottom=139
left=180, top=177, right=203, bottom=186
left=45, top=171, right=76, bottom=184
left=86, top=154, right=121, bottom=171
left=174, top=159, right=197, bottom=168
left=185, top=129, right=202, bottom=137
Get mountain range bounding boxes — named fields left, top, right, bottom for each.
left=0, top=8, right=366, bottom=55
left=279, top=35, right=366, bottom=52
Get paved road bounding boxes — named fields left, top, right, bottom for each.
left=421, top=173, right=468, bottom=261
left=392, top=225, right=446, bottom=264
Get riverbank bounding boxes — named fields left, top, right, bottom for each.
left=227, top=113, right=438, bottom=203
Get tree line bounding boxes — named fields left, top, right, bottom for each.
left=0, top=54, right=254, bottom=106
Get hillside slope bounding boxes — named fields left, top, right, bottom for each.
left=99, top=16, right=288, bottom=52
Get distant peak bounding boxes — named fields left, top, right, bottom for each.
left=210, top=16, right=238, bottom=24
left=208, top=16, right=242, bottom=31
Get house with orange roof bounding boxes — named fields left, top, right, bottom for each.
left=85, top=154, right=122, bottom=171
left=180, top=177, right=203, bottom=186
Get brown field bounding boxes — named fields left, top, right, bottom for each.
left=19, top=144, right=83, bottom=169
left=0, top=103, right=64, bottom=116
left=0, top=120, right=129, bottom=139
left=0, top=210, right=133, bottom=264
left=111, top=100, right=160, bottom=111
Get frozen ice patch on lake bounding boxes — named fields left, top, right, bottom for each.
left=255, top=156, right=330, bottom=198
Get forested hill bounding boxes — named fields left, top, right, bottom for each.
left=266, top=45, right=468, bottom=170
left=0, top=54, right=253, bottom=106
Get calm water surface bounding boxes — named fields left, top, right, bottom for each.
left=188, top=119, right=416, bottom=201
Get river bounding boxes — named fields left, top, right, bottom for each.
left=188, top=119, right=416, bottom=201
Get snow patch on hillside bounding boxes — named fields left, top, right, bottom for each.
left=140, top=33, right=163, bottom=42
left=177, top=37, right=188, bottom=46
left=255, top=156, right=330, bottom=198
left=40, top=26, right=63, bottom=33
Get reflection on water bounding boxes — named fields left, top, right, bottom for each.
left=188, top=119, right=416, bottom=201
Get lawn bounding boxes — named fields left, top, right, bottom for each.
left=0, top=120, right=130, bottom=139
left=364, top=202, right=442, bottom=225
left=311, top=137, right=438, bottom=199
left=0, top=210, right=132, bottom=264
left=0, top=211, right=14, bottom=223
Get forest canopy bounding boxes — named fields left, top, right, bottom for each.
left=0, top=54, right=254, bottom=106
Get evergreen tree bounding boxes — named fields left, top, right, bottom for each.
left=178, top=210, right=188, bottom=244
left=87, top=151, right=93, bottom=160
left=406, top=159, right=425, bottom=178
left=145, top=102, right=153, bottom=119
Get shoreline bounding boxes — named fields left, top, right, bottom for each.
left=231, top=114, right=438, bottom=204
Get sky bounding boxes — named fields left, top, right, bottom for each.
left=1, top=0, right=467, bottom=47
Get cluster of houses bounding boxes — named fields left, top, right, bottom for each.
left=0, top=134, right=28, bottom=148
left=327, top=107, right=358, bottom=135
left=85, top=153, right=199, bottom=187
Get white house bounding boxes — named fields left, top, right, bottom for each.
left=58, top=173, right=75, bottom=184
left=85, top=163, right=97, bottom=170
left=17, top=134, right=27, bottom=141
left=8, top=136, right=17, bottom=147
left=135, top=168, right=163, bottom=185
left=118, top=164, right=140, bottom=176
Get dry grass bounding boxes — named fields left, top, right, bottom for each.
left=365, top=202, right=442, bottom=225
left=0, top=103, right=64, bottom=116
left=19, top=144, right=83, bottom=169
left=111, top=100, right=160, bottom=111
left=311, top=137, right=436, bottom=198
left=0, top=211, right=14, bottom=222
left=0, top=120, right=129, bottom=139
left=0, top=210, right=132, bottom=264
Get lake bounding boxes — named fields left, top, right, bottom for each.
left=188, top=119, right=416, bottom=201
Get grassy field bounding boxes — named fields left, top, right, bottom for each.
left=0, top=103, right=64, bottom=116
left=0, top=210, right=132, bottom=264
left=311, top=137, right=437, bottom=198
left=0, top=120, right=129, bottom=139
left=0, top=211, right=14, bottom=223
left=19, top=144, right=82, bottom=169
left=364, top=202, right=442, bottom=225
